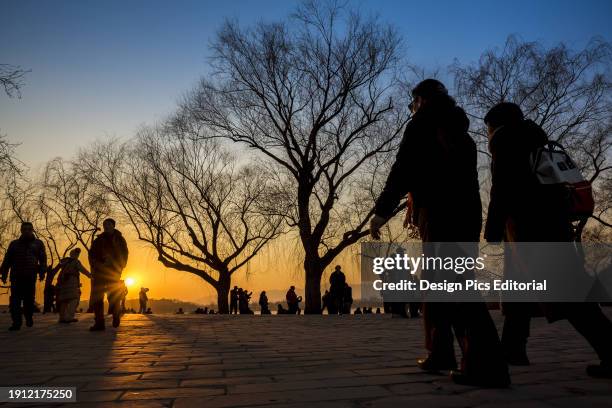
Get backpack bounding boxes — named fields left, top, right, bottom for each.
left=529, top=141, right=594, bottom=220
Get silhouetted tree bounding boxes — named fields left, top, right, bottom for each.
left=178, top=1, right=409, bottom=312
left=453, top=36, right=612, bottom=239
left=38, top=158, right=109, bottom=263
left=78, top=127, right=284, bottom=313
left=0, top=64, right=29, bottom=98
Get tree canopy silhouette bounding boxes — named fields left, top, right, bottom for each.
left=78, top=126, right=285, bottom=313
left=177, top=0, right=409, bottom=312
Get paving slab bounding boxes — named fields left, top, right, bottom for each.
left=0, top=310, right=610, bottom=407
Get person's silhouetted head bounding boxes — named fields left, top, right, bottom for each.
left=335, top=265, right=341, bottom=271
left=410, top=79, right=449, bottom=113
left=20, top=222, right=35, bottom=240
left=102, top=218, right=116, bottom=234
left=290, top=285, right=295, bottom=290
left=484, top=102, right=524, bottom=140
left=233, top=286, right=238, bottom=290
left=69, top=248, right=81, bottom=259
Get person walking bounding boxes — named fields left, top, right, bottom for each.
left=55, top=248, right=91, bottom=323
left=139, top=287, right=149, bottom=314
left=370, top=79, right=510, bottom=387
left=88, top=218, right=128, bottom=331
left=483, top=102, right=612, bottom=378
left=0, top=222, right=47, bottom=331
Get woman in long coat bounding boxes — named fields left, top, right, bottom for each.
left=56, top=248, right=91, bottom=323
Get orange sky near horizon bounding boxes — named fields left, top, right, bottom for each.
left=0, top=229, right=365, bottom=307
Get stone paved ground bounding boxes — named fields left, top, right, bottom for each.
left=0, top=310, right=611, bottom=408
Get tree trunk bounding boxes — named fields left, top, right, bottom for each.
left=216, top=271, right=231, bottom=314
left=304, top=257, right=323, bottom=314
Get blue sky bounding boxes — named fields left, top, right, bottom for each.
left=1, top=0, right=611, bottom=167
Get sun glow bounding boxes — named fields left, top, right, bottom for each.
left=125, top=277, right=135, bottom=287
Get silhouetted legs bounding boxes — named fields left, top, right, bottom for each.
left=9, top=278, right=36, bottom=329
left=567, top=303, right=612, bottom=364
left=501, top=302, right=532, bottom=364
left=423, top=302, right=457, bottom=368
left=90, top=279, right=121, bottom=329
left=58, top=298, right=79, bottom=322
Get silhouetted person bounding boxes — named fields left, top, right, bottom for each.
left=55, top=248, right=91, bottom=323
left=329, top=265, right=346, bottom=314
left=277, top=304, right=288, bottom=314
left=370, top=79, right=509, bottom=387
left=139, top=287, right=149, bottom=314
left=176, top=307, right=184, bottom=314
left=88, top=218, right=129, bottom=331
left=1, top=222, right=47, bottom=331
left=342, top=283, right=353, bottom=314
left=321, top=290, right=330, bottom=314
left=145, top=307, right=152, bottom=314
left=43, top=265, right=58, bottom=314
left=239, top=288, right=253, bottom=314
left=376, top=307, right=381, bottom=314
left=259, top=291, right=271, bottom=314
left=354, top=307, right=362, bottom=315
left=484, top=102, right=612, bottom=378
left=117, top=280, right=128, bottom=315
left=230, top=286, right=239, bottom=314
left=286, top=286, right=301, bottom=314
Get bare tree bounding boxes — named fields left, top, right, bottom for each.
left=78, top=126, right=285, bottom=313
left=452, top=35, right=612, bottom=239
left=0, top=64, right=29, bottom=98
left=38, top=158, right=109, bottom=263
left=178, top=1, right=409, bottom=312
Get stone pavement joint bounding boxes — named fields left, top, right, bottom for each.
left=0, top=310, right=610, bottom=407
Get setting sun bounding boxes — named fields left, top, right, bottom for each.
left=124, top=277, right=135, bottom=287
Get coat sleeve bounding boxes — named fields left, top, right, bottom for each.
left=118, top=235, right=129, bottom=270
left=374, top=118, right=423, bottom=219
left=484, top=146, right=512, bottom=242
left=88, top=238, right=100, bottom=267
left=0, top=242, right=15, bottom=281
left=78, top=260, right=92, bottom=279
left=37, top=241, right=48, bottom=279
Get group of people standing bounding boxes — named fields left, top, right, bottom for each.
left=229, top=286, right=254, bottom=314
left=1, top=218, right=129, bottom=332
left=369, top=79, right=612, bottom=385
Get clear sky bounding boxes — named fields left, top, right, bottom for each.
left=1, top=0, right=611, bottom=304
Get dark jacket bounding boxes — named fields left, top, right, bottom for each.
left=484, top=120, right=572, bottom=242
left=0, top=237, right=47, bottom=282
left=375, top=97, right=482, bottom=242
left=329, top=270, right=346, bottom=295
left=88, top=230, right=128, bottom=281
left=286, top=289, right=298, bottom=305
